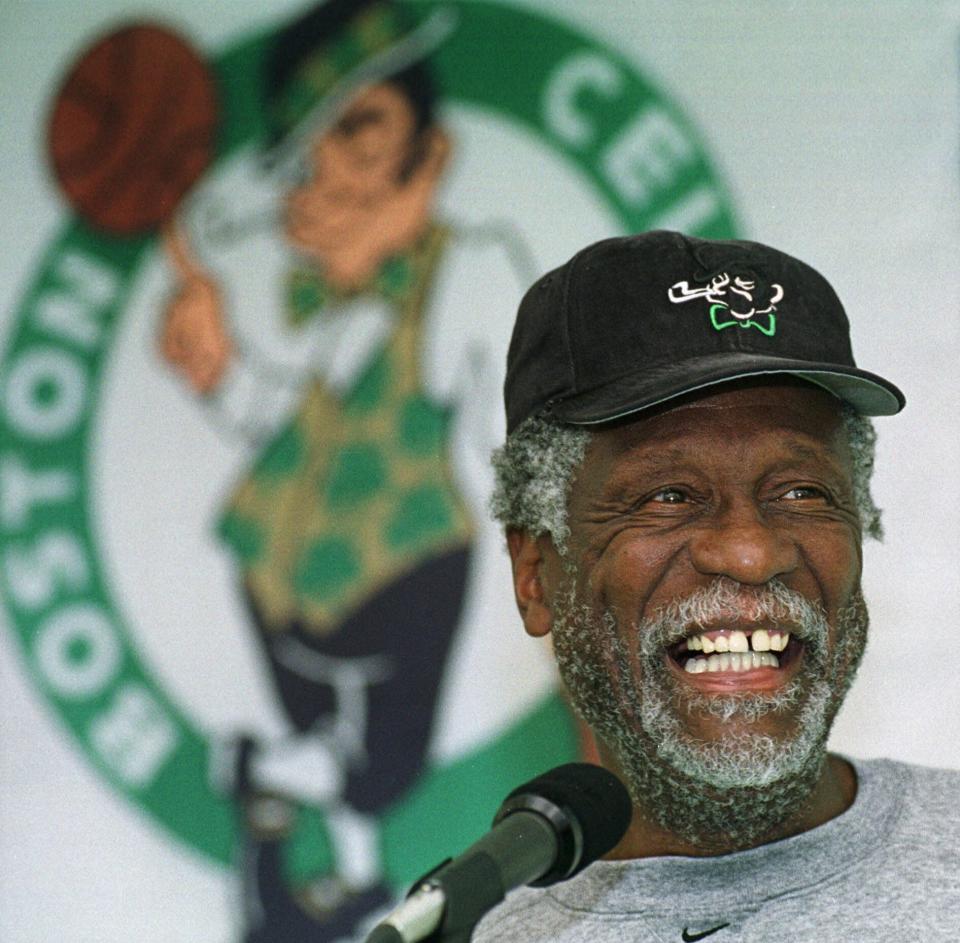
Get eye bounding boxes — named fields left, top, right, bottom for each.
left=335, top=108, right=381, bottom=137
left=650, top=487, right=688, bottom=504
left=778, top=485, right=830, bottom=503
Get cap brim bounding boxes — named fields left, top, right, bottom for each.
left=550, top=352, right=905, bottom=425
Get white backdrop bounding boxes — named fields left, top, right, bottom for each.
left=2, top=2, right=959, bottom=941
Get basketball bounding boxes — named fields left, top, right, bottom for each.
left=48, top=24, right=218, bottom=236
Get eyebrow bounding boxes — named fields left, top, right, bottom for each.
left=335, top=107, right=386, bottom=135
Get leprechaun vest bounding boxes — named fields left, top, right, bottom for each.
left=217, top=225, right=474, bottom=634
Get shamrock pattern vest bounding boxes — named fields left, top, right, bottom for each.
left=218, top=226, right=474, bottom=634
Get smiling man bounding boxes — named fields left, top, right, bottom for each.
left=478, top=231, right=960, bottom=940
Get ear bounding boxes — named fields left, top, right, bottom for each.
left=506, top=530, right=556, bottom=638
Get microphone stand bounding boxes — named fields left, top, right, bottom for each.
left=363, top=762, right=633, bottom=943
left=365, top=854, right=505, bottom=943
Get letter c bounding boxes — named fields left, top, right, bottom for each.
left=544, top=52, right=623, bottom=149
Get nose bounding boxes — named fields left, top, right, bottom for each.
left=687, top=499, right=799, bottom=586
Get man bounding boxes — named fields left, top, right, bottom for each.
left=478, top=231, right=960, bottom=940
left=161, top=1, right=528, bottom=939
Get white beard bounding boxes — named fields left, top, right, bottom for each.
left=551, top=576, right=868, bottom=851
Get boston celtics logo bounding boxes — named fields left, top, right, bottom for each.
left=669, top=272, right=785, bottom=336
left=0, top=2, right=736, bottom=940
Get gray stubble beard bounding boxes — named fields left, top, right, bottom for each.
left=551, top=577, right=869, bottom=853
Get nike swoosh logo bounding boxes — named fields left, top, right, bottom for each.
left=681, top=924, right=729, bottom=942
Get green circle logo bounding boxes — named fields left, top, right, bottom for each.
left=0, top=0, right=736, bottom=891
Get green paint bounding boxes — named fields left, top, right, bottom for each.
left=323, top=443, right=388, bottom=508
left=385, top=484, right=453, bottom=551
left=284, top=806, right=336, bottom=884
left=288, top=270, right=328, bottom=325
left=343, top=353, right=391, bottom=415
left=254, top=424, right=305, bottom=479
left=218, top=513, right=265, bottom=564
left=377, top=255, right=414, bottom=300
left=294, top=537, right=362, bottom=602
left=397, top=396, right=448, bottom=456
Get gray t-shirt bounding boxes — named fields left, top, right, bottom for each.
left=472, top=758, right=960, bottom=942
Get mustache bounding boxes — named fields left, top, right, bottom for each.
left=638, top=577, right=829, bottom=652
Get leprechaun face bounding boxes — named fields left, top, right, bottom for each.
left=724, top=275, right=785, bottom=320
left=283, top=81, right=449, bottom=289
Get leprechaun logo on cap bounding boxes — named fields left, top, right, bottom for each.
left=669, top=271, right=784, bottom=336
left=0, top=1, right=736, bottom=940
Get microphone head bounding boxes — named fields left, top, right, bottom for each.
left=493, top=762, right=632, bottom=886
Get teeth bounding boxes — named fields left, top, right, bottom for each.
left=683, top=630, right=792, bottom=655
left=684, top=651, right=780, bottom=673
left=771, top=632, right=790, bottom=652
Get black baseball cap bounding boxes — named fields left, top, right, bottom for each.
left=504, top=231, right=905, bottom=434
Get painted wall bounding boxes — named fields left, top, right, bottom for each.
left=1, top=2, right=958, bottom=941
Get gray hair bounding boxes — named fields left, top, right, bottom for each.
left=490, top=403, right=883, bottom=551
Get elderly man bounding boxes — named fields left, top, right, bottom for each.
left=478, top=231, right=960, bottom=940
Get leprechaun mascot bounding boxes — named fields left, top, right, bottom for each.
left=160, top=1, right=531, bottom=939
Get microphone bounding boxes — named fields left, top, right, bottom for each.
left=365, top=763, right=632, bottom=943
